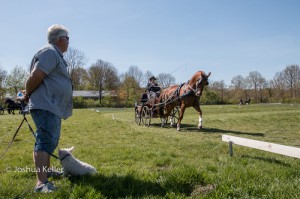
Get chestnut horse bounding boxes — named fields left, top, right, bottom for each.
left=158, top=71, right=211, bottom=131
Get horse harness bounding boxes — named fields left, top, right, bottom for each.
left=155, top=78, right=205, bottom=108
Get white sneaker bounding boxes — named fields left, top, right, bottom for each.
left=34, top=181, right=57, bottom=193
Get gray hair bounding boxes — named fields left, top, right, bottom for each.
left=47, top=24, right=69, bottom=44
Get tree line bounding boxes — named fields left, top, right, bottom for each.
left=0, top=47, right=299, bottom=107
left=208, top=64, right=300, bottom=104
left=0, top=48, right=176, bottom=107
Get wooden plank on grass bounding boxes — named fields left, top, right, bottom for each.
left=222, top=134, right=300, bottom=159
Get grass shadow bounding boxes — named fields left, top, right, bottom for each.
left=149, top=122, right=176, bottom=129
left=69, top=171, right=209, bottom=198
left=69, top=173, right=167, bottom=198
left=148, top=122, right=265, bottom=137
left=200, top=127, right=265, bottom=137
left=241, top=155, right=291, bottom=167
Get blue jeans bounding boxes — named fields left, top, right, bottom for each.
left=31, top=109, right=61, bottom=154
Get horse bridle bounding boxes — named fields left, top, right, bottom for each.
left=188, top=75, right=209, bottom=97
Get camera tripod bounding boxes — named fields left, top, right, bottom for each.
left=0, top=111, right=60, bottom=160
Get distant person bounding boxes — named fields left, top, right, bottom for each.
left=147, top=76, right=158, bottom=89
left=147, top=76, right=161, bottom=99
left=24, top=24, right=73, bottom=193
left=239, top=98, right=244, bottom=105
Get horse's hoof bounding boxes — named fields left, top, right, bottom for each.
left=198, top=126, right=202, bottom=130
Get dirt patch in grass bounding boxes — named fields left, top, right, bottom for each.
left=191, top=184, right=215, bottom=196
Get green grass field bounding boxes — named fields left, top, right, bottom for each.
left=0, top=104, right=300, bottom=198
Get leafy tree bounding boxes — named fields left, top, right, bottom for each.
left=119, top=73, right=135, bottom=103
left=0, top=66, right=7, bottom=99
left=210, top=80, right=226, bottom=103
left=201, top=88, right=220, bottom=104
left=5, top=66, right=28, bottom=97
left=71, top=67, right=89, bottom=90
left=126, top=65, right=143, bottom=95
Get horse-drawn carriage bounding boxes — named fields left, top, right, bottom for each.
left=134, top=86, right=180, bottom=127
left=134, top=71, right=211, bottom=131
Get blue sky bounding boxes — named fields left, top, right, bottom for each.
left=0, top=0, right=299, bottom=85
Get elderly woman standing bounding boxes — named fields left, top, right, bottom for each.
left=25, top=24, right=73, bottom=193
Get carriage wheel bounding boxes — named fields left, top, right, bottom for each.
left=169, top=106, right=180, bottom=127
left=142, top=106, right=151, bottom=127
left=135, top=107, right=141, bottom=125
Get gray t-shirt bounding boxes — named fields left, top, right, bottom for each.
left=29, top=44, right=73, bottom=119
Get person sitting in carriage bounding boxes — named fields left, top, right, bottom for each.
left=140, top=76, right=161, bottom=104
left=147, top=76, right=161, bottom=99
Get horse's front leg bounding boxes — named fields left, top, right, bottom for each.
left=161, top=117, right=166, bottom=127
left=160, top=107, right=170, bottom=127
left=177, top=106, right=186, bottom=131
left=169, top=116, right=174, bottom=126
left=193, top=105, right=203, bottom=130
left=198, top=112, right=203, bottom=129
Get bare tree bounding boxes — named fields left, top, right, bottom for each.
left=157, top=73, right=175, bottom=88
left=265, top=80, right=273, bottom=102
left=210, top=80, right=226, bottom=102
left=258, top=76, right=267, bottom=102
left=126, top=65, right=143, bottom=95
left=270, top=72, right=286, bottom=102
left=64, top=47, right=87, bottom=86
left=246, top=71, right=265, bottom=103
left=231, top=75, right=248, bottom=101
left=282, top=64, right=300, bottom=100
left=88, top=60, right=119, bottom=104
left=144, top=70, right=154, bottom=87
left=231, top=75, right=244, bottom=90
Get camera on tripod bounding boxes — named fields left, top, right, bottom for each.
left=17, top=91, right=29, bottom=115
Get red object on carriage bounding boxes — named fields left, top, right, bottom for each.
left=135, top=71, right=211, bottom=130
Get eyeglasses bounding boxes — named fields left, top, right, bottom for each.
left=60, top=36, right=69, bottom=41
